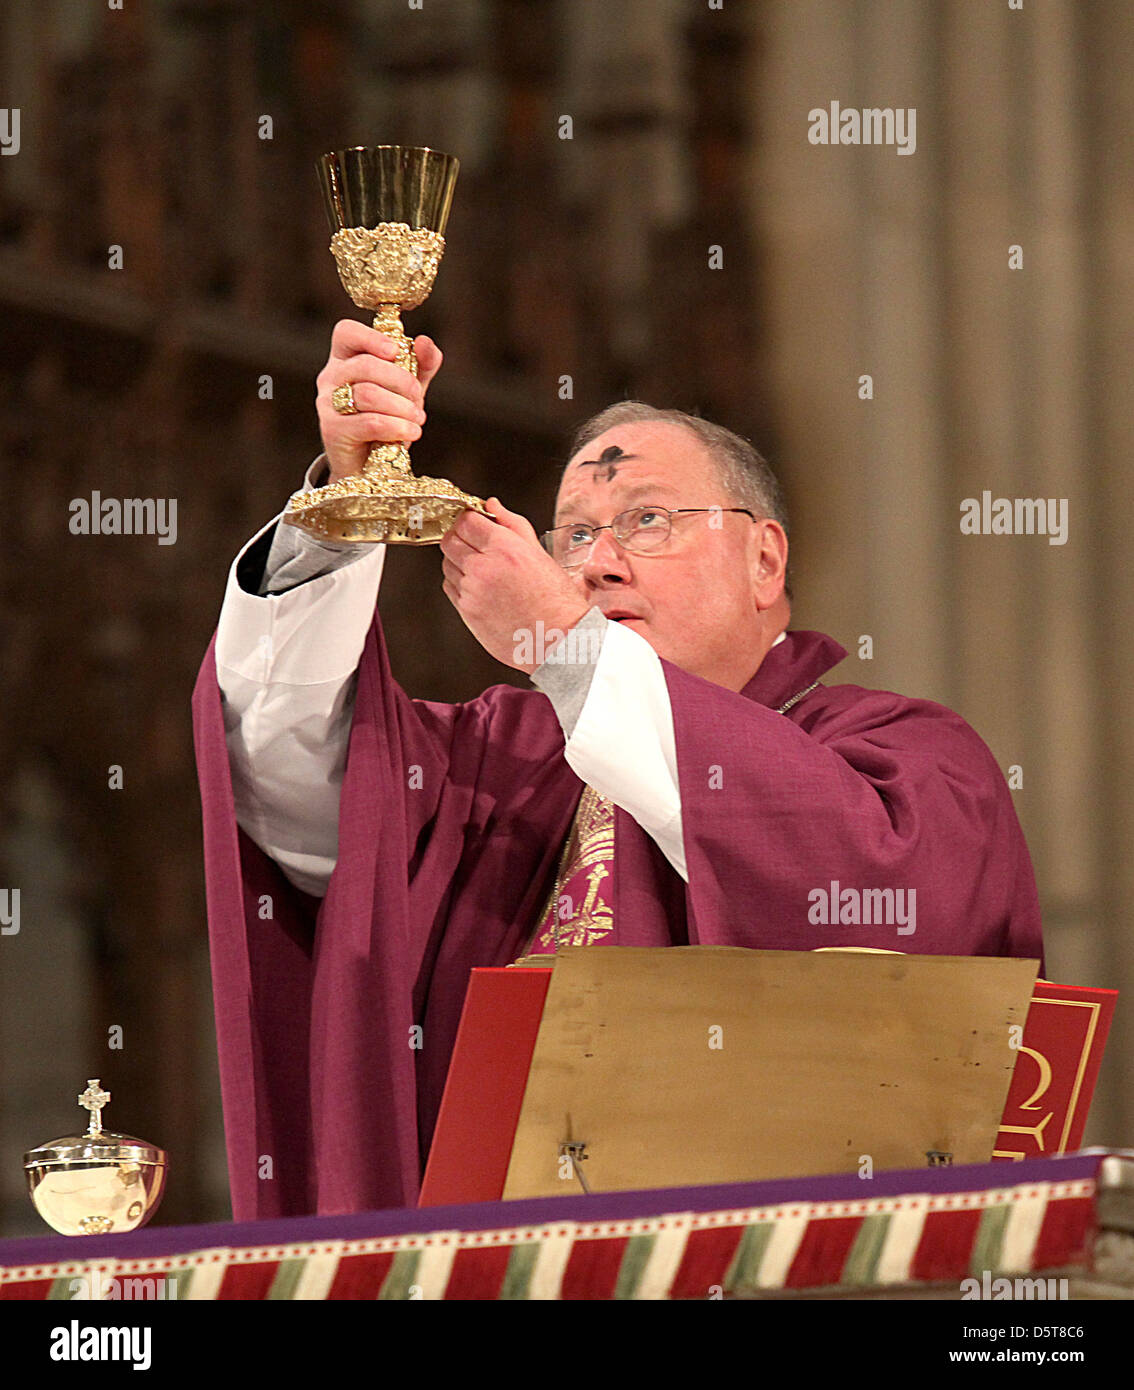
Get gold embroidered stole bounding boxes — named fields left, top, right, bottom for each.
left=520, top=785, right=615, bottom=956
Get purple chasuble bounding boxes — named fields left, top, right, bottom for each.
left=191, top=616, right=1044, bottom=1219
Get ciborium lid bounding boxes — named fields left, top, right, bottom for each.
left=23, top=1079, right=167, bottom=1236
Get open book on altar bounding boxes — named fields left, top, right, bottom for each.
left=418, top=946, right=1116, bottom=1207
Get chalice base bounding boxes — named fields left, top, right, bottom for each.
left=282, top=447, right=490, bottom=545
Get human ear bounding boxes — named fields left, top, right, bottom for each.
left=749, top=520, right=788, bottom=610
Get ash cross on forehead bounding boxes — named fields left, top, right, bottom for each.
left=576, top=444, right=636, bottom=483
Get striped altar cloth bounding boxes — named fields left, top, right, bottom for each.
left=0, top=1152, right=1111, bottom=1300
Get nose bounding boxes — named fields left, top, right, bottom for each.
left=580, top=528, right=633, bottom=586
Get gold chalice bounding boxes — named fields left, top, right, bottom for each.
left=282, top=144, right=489, bottom=543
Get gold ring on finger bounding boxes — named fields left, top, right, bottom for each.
left=331, top=383, right=359, bottom=415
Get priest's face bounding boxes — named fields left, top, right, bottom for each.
left=554, top=422, right=789, bottom=691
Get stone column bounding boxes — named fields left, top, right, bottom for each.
left=747, top=0, right=1124, bottom=1143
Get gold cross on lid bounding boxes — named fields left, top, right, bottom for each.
left=78, top=1079, right=111, bottom=1137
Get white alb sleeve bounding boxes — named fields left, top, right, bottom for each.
left=550, top=624, right=788, bottom=883
left=214, top=511, right=386, bottom=898
left=558, top=619, right=687, bottom=881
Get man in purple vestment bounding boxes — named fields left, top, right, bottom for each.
left=192, top=321, right=1043, bottom=1219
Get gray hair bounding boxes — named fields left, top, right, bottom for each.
left=563, top=400, right=792, bottom=597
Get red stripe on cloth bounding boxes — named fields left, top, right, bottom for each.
left=784, top=1216, right=864, bottom=1289
left=559, top=1237, right=630, bottom=1300
left=911, top=1208, right=982, bottom=1281
left=216, top=1259, right=281, bottom=1300
left=669, top=1225, right=746, bottom=1299
left=327, top=1252, right=396, bottom=1299
left=1032, top=1196, right=1094, bottom=1271
left=443, top=1246, right=512, bottom=1300
left=0, top=1278, right=55, bottom=1300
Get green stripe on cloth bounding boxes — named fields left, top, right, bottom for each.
left=841, top=1212, right=891, bottom=1285
left=47, top=1275, right=80, bottom=1300
left=970, top=1204, right=1012, bottom=1277
left=159, top=1267, right=193, bottom=1300
left=498, top=1243, right=540, bottom=1301
left=266, top=1258, right=307, bottom=1300
left=724, top=1222, right=776, bottom=1293
left=613, top=1234, right=656, bottom=1300
left=378, top=1249, right=422, bottom=1300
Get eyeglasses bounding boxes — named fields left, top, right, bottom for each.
left=540, top=506, right=756, bottom=568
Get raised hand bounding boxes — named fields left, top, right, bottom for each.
left=315, top=321, right=443, bottom=483
left=440, top=499, right=591, bottom=673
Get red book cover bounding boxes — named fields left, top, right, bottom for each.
left=418, top=968, right=552, bottom=1207
left=992, top=980, right=1118, bottom=1161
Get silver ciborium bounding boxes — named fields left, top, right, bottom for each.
left=23, top=1079, right=167, bottom=1236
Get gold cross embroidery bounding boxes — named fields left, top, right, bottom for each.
left=528, top=786, right=616, bottom=954
left=549, top=860, right=614, bottom=948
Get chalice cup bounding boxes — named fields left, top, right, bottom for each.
left=282, top=145, right=489, bottom=543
